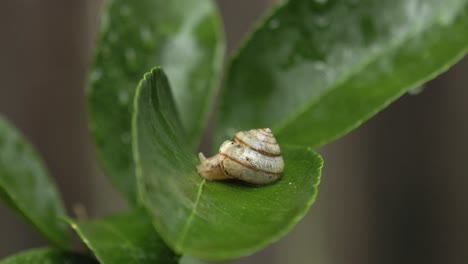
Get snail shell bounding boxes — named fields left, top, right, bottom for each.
left=197, top=128, right=284, bottom=185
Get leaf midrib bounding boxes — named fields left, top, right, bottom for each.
left=0, top=179, right=67, bottom=248
left=70, top=220, right=142, bottom=264
left=97, top=221, right=142, bottom=263
left=274, top=1, right=467, bottom=141
left=175, top=179, right=206, bottom=251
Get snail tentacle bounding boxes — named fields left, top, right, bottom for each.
left=197, top=153, right=229, bottom=180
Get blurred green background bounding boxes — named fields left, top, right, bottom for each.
left=0, top=1, right=467, bottom=263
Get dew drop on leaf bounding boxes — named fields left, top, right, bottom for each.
left=120, top=5, right=131, bottom=16
left=407, top=85, right=426, bottom=95
left=108, top=32, right=118, bottom=43
left=313, top=61, right=327, bottom=72
left=140, top=26, right=153, bottom=44
left=347, top=0, right=359, bottom=8
left=125, top=48, right=137, bottom=63
left=315, top=15, right=329, bottom=28
left=89, top=69, right=102, bottom=82
left=120, top=132, right=131, bottom=144
left=118, top=90, right=130, bottom=105
left=268, top=19, right=280, bottom=30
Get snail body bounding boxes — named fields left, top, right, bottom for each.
left=197, top=128, right=284, bottom=185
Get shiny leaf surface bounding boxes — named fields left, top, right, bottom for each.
left=0, top=248, right=97, bottom=264
left=0, top=116, right=69, bottom=248
left=133, top=68, right=323, bottom=260
left=87, top=0, right=224, bottom=203
left=68, top=207, right=179, bottom=264
left=215, top=0, right=468, bottom=147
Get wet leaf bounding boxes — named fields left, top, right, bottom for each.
left=0, top=116, right=69, bottom=248
left=68, top=207, right=179, bottom=264
left=87, top=0, right=224, bottom=203
left=133, top=68, right=323, bottom=260
left=215, top=0, right=468, bottom=147
left=0, top=248, right=97, bottom=264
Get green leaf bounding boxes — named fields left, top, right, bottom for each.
left=87, top=0, right=224, bottom=203
left=0, top=116, right=69, bottom=248
left=215, top=0, right=468, bottom=147
left=67, top=207, right=179, bottom=264
left=133, top=68, right=323, bottom=260
left=0, top=248, right=97, bottom=264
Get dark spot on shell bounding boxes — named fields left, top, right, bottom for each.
left=220, top=163, right=230, bottom=176
left=246, top=157, right=250, bottom=161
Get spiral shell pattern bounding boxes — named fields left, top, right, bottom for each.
left=218, top=128, right=284, bottom=185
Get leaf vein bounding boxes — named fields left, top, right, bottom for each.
left=96, top=221, right=141, bottom=263
left=176, top=179, right=206, bottom=251
left=274, top=2, right=467, bottom=143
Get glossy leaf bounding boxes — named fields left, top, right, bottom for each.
left=87, top=0, right=224, bottom=203
left=68, top=207, right=179, bottom=264
left=0, top=116, right=69, bottom=247
left=215, top=0, right=468, bottom=147
left=0, top=248, right=97, bottom=264
left=133, top=68, right=323, bottom=260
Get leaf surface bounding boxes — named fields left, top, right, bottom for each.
left=216, top=0, right=468, bottom=147
left=133, top=68, right=323, bottom=260
left=0, top=116, right=69, bottom=248
left=0, top=248, right=97, bottom=264
left=87, top=0, right=224, bottom=203
left=68, top=207, right=179, bottom=264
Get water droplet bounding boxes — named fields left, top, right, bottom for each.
left=89, top=69, right=102, bottom=82
left=108, top=32, right=118, bottom=43
left=140, top=26, right=152, bottom=43
left=315, top=15, right=329, bottom=28
left=324, top=69, right=335, bottom=82
left=268, top=19, right=280, bottom=30
left=315, top=0, right=328, bottom=4
left=347, top=0, right=359, bottom=7
left=101, top=12, right=110, bottom=32
left=120, top=132, right=131, bottom=144
left=342, top=49, right=353, bottom=59
left=438, top=9, right=457, bottom=25
left=125, top=48, right=136, bottom=63
left=118, top=90, right=130, bottom=104
left=313, top=61, right=327, bottom=71
left=407, top=85, right=426, bottom=95
left=120, top=5, right=130, bottom=16
left=292, top=54, right=302, bottom=64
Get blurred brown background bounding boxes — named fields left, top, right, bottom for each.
left=0, top=1, right=467, bottom=263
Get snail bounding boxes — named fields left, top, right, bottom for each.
left=197, top=128, right=284, bottom=185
